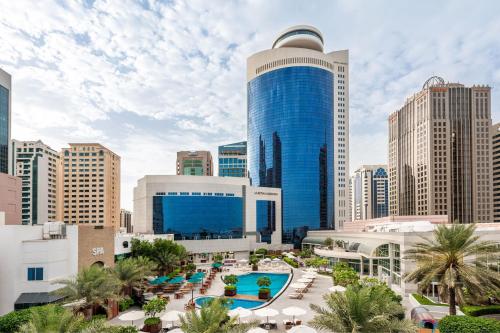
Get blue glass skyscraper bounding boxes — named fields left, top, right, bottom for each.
left=247, top=26, right=343, bottom=246
left=0, top=68, right=11, bottom=174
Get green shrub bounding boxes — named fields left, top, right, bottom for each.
left=224, top=285, right=236, bottom=291
left=91, top=314, right=107, bottom=321
left=143, top=297, right=168, bottom=319
left=144, top=317, right=161, bottom=325
left=255, top=248, right=268, bottom=255
left=283, top=257, right=298, bottom=268
left=116, top=326, right=139, bottom=333
left=258, top=287, right=270, bottom=293
left=461, top=304, right=500, bottom=317
left=412, top=293, right=448, bottom=306
left=167, top=268, right=181, bottom=279
left=223, top=274, right=238, bottom=285
left=0, top=308, right=32, bottom=332
left=119, top=297, right=134, bottom=312
left=438, top=315, right=500, bottom=333
left=332, top=262, right=359, bottom=287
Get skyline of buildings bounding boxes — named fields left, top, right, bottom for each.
left=350, top=165, right=389, bottom=221
left=176, top=150, right=214, bottom=176
left=388, top=77, right=492, bottom=223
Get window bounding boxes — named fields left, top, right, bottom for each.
left=27, top=267, right=44, bottom=281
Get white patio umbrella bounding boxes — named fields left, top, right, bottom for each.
left=297, top=278, right=313, bottom=283
left=261, top=258, right=272, bottom=262
left=303, top=273, right=317, bottom=277
left=329, top=285, right=347, bottom=292
left=290, top=283, right=308, bottom=289
left=254, top=307, right=279, bottom=324
left=287, top=325, right=317, bottom=333
left=247, top=328, right=268, bottom=333
left=228, top=307, right=253, bottom=323
left=118, top=310, right=145, bottom=327
left=161, top=310, right=185, bottom=327
left=272, top=258, right=282, bottom=262
left=168, top=329, right=184, bottom=333
left=282, top=306, right=307, bottom=323
left=238, top=259, right=249, bottom=263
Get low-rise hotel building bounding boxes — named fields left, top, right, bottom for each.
left=133, top=175, right=289, bottom=258
left=303, top=216, right=500, bottom=297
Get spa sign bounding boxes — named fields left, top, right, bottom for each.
left=92, top=247, right=104, bottom=256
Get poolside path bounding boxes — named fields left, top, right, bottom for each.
left=109, top=264, right=332, bottom=332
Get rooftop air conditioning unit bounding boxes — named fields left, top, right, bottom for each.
left=42, top=221, right=67, bottom=239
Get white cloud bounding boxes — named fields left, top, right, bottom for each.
left=1, top=0, right=500, bottom=209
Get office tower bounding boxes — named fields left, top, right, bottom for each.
left=58, top=143, right=120, bottom=230
left=218, top=141, right=247, bottom=177
left=120, top=209, right=132, bottom=233
left=0, top=68, right=11, bottom=174
left=247, top=25, right=349, bottom=245
left=176, top=151, right=213, bottom=176
left=11, top=140, right=59, bottom=225
left=492, top=122, right=500, bottom=223
left=350, top=165, right=389, bottom=221
left=388, top=76, right=492, bottom=223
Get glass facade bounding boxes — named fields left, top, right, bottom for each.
left=152, top=194, right=243, bottom=240
left=218, top=141, right=247, bottom=178
left=182, top=159, right=204, bottom=175
left=248, top=66, right=334, bottom=246
left=256, top=200, right=276, bottom=244
left=372, top=167, right=389, bottom=218
left=0, top=84, right=8, bottom=173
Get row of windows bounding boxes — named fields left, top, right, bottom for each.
left=256, top=57, right=334, bottom=75
left=156, top=192, right=237, bottom=197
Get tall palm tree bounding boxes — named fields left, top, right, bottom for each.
left=404, top=223, right=500, bottom=315
left=55, top=265, right=122, bottom=317
left=16, top=305, right=86, bottom=333
left=133, top=256, right=157, bottom=277
left=310, top=285, right=416, bottom=333
left=113, top=259, right=143, bottom=296
left=179, top=298, right=257, bottom=333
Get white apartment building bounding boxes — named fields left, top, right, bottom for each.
left=11, top=140, right=59, bottom=225
left=350, top=165, right=388, bottom=221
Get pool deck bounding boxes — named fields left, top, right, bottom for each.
left=229, top=294, right=262, bottom=301
left=109, top=263, right=332, bottom=332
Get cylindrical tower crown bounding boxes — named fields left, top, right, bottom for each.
left=272, top=25, right=324, bottom=52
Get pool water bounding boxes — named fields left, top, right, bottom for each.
left=195, top=296, right=264, bottom=310
left=235, top=273, right=289, bottom=297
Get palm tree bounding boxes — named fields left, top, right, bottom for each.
left=404, top=224, right=500, bottom=315
left=133, top=256, right=157, bottom=277
left=113, top=259, right=143, bottom=296
left=310, top=285, right=416, bottom=333
left=55, top=265, right=122, bottom=317
left=179, top=298, right=257, bottom=333
left=16, top=305, right=86, bottom=333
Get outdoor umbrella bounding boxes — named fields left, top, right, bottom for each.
left=228, top=307, right=253, bottom=323
left=169, top=276, right=185, bottom=284
left=287, top=325, right=317, bottom=333
left=238, top=259, right=248, bottom=263
left=297, top=278, right=313, bottom=283
left=161, top=310, right=185, bottom=328
left=247, top=328, right=268, bottom=333
left=254, top=307, right=279, bottom=324
left=282, top=306, right=307, bottom=324
left=329, top=285, right=346, bottom=292
left=118, top=310, right=145, bottom=327
left=150, top=276, right=169, bottom=285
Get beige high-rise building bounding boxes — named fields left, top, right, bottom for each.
left=388, top=76, right=492, bottom=224
left=57, top=143, right=120, bottom=230
left=491, top=122, right=500, bottom=223
left=176, top=151, right=213, bottom=176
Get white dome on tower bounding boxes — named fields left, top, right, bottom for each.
left=272, top=25, right=324, bottom=52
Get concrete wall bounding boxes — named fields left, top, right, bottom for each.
left=0, top=173, right=21, bottom=225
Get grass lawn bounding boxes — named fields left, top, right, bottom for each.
left=460, top=304, right=500, bottom=316
left=412, top=293, right=448, bottom=307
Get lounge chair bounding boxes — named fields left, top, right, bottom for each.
left=289, top=293, right=304, bottom=299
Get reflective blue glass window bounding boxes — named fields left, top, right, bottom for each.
left=0, top=85, right=8, bottom=173
left=256, top=200, right=276, bottom=244
left=152, top=196, right=243, bottom=240
left=27, top=267, right=43, bottom=281
left=248, top=66, right=334, bottom=246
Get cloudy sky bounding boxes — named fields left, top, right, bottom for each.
left=1, top=0, right=500, bottom=209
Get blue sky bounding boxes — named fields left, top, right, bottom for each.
left=1, top=0, right=500, bottom=209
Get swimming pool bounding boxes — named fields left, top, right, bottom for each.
left=235, top=273, right=290, bottom=297
left=195, top=296, right=264, bottom=310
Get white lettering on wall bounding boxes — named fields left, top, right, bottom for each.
left=92, top=247, right=104, bottom=256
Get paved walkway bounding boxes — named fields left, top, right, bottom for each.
left=109, top=264, right=332, bottom=332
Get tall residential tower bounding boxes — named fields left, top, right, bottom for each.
left=388, top=76, right=492, bottom=223
left=58, top=143, right=120, bottom=230
left=0, top=68, right=11, bottom=174
left=218, top=141, right=247, bottom=177
left=11, top=140, right=59, bottom=225
left=350, top=165, right=388, bottom=221
left=491, top=122, right=500, bottom=223
left=247, top=25, right=349, bottom=245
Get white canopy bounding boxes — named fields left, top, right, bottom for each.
left=329, top=285, right=347, bottom=292
left=287, top=325, right=317, bottom=333
left=254, top=307, right=279, bottom=319
left=238, top=259, right=249, bottom=263
left=228, top=307, right=253, bottom=318
left=119, top=310, right=145, bottom=321
left=161, top=310, right=185, bottom=322
left=282, top=306, right=307, bottom=316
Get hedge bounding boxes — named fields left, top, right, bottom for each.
left=283, top=257, right=298, bottom=268
left=461, top=304, right=500, bottom=317
left=438, top=315, right=500, bottom=333
left=0, top=308, right=32, bottom=332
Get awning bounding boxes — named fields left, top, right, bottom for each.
left=14, top=292, right=65, bottom=310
